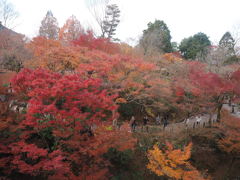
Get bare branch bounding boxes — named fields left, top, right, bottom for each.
left=0, top=0, right=19, bottom=29
left=85, top=0, right=109, bottom=36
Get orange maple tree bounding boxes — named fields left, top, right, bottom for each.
left=147, top=142, right=207, bottom=180
left=25, top=36, right=84, bottom=72
left=59, top=15, right=84, bottom=42
left=218, top=110, right=240, bottom=156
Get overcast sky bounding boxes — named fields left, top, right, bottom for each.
left=9, top=0, right=240, bottom=45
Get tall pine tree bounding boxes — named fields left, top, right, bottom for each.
left=102, top=4, right=120, bottom=40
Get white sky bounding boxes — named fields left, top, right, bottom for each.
left=9, top=0, right=240, bottom=45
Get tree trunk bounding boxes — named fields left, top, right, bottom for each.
left=217, top=104, right=223, bottom=123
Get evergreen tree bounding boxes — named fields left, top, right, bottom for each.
left=102, top=4, right=120, bottom=40
left=219, top=31, right=235, bottom=56
left=140, top=20, right=172, bottom=55
left=39, top=11, right=59, bottom=40
left=179, top=32, right=211, bottom=60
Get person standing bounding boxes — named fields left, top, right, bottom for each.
left=143, top=116, right=149, bottom=125
left=142, top=116, right=149, bottom=132
left=196, top=116, right=201, bottom=127
left=155, top=115, right=161, bottom=125
left=163, top=117, right=168, bottom=130
left=129, top=116, right=136, bottom=132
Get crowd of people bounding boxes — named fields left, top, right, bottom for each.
left=128, top=113, right=217, bottom=133
left=112, top=111, right=218, bottom=133
left=128, top=114, right=169, bottom=132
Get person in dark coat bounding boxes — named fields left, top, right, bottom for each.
left=163, top=115, right=168, bottom=130
left=142, top=116, right=149, bottom=132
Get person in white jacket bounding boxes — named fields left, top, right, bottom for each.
left=196, top=116, right=201, bottom=126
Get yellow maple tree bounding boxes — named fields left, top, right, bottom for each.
left=147, top=142, right=208, bottom=180
left=162, top=53, right=183, bottom=63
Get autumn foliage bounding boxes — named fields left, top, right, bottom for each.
left=25, top=37, right=83, bottom=72
left=72, top=31, right=120, bottom=55
left=147, top=143, right=206, bottom=180
left=3, top=20, right=240, bottom=179
left=59, top=15, right=83, bottom=42
left=218, top=110, right=240, bottom=156
left=0, top=68, right=137, bottom=179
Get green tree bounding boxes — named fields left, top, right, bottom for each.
left=171, top=41, right=178, bottom=52
left=140, top=20, right=172, bottom=55
left=179, top=32, right=211, bottom=60
left=219, top=31, right=235, bottom=56
left=39, top=11, right=59, bottom=40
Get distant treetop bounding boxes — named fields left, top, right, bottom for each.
left=140, top=20, right=173, bottom=55
left=219, top=31, right=235, bottom=56
left=39, top=10, right=59, bottom=40
left=179, top=32, right=211, bottom=60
